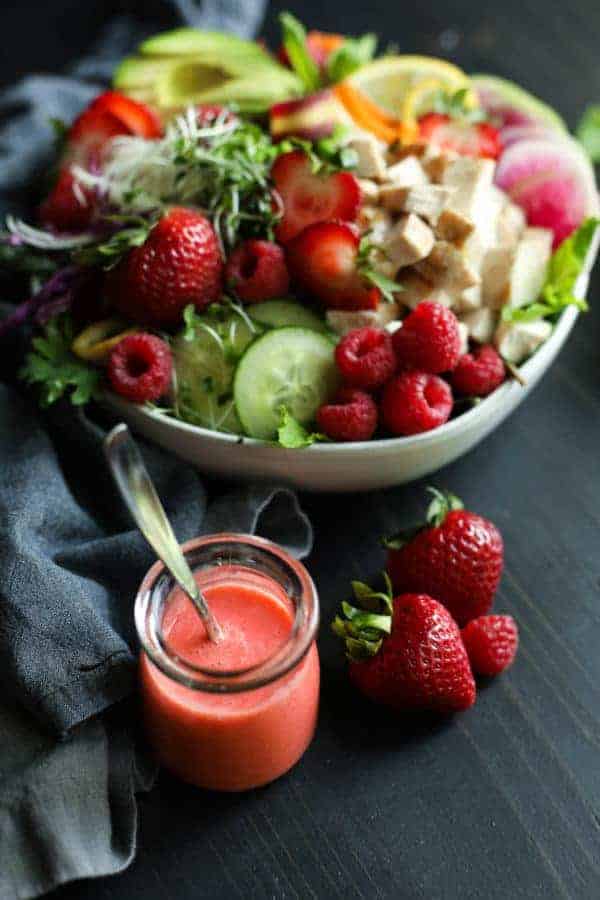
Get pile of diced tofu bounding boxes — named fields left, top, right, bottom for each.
left=327, top=133, right=554, bottom=365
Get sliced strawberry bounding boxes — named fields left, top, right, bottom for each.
left=39, top=168, right=96, bottom=232
left=71, top=91, right=162, bottom=143
left=40, top=92, right=162, bottom=232
left=286, top=221, right=380, bottom=311
left=272, top=150, right=361, bottom=243
left=418, top=113, right=501, bottom=160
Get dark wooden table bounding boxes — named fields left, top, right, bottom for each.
left=5, top=1, right=600, bottom=897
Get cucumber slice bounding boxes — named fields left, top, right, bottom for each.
left=248, top=299, right=329, bottom=333
left=234, top=327, right=340, bottom=440
left=172, top=304, right=259, bottom=433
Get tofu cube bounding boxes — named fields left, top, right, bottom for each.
left=357, top=178, right=380, bottom=202
left=496, top=201, right=527, bottom=247
left=348, top=134, right=388, bottom=180
left=397, top=271, right=455, bottom=310
left=461, top=307, right=498, bottom=344
left=457, top=321, right=469, bottom=356
left=326, top=302, right=400, bottom=336
left=415, top=241, right=480, bottom=291
left=383, top=214, right=435, bottom=268
left=384, top=155, right=429, bottom=188
left=379, top=184, right=454, bottom=224
left=484, top=227, right=553, bottom=310
left=494, top=319, right=552, bottom=364
left=435, top=208, right=474, bottom=245
left=442, top=158, right=496, bottom=221
left=422, top=149, right=459, bottom=183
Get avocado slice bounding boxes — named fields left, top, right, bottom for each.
left=114, top=28, right=302, bottom=115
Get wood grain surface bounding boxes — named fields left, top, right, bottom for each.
left=5, top=0, right=598, bottom=897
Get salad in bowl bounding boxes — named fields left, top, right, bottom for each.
left=1, top=15, right=598, bottom=487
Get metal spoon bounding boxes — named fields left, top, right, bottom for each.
left=104, top=423, right=223, bottom=643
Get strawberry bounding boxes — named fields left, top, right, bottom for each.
left=40, top=92, right=162, bottom=232
left=385, top=488, right=504, bottom=626
left=271, top=150, right=361, bottom=243
left=107, top=207, right=223, bottom=329
left=286, top=221, right=380, bottom=311
left=462, top=615, right=519, bottom=677
left=418, top=113, right=501, bottom=160
left=332, top=576, right=476, bottom=714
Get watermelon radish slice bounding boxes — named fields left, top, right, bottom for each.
left=495, top=136, right=599, bottom=247
left=471, top=74, right=568, bottom=133
left=499, top=123, right=559, bottom=150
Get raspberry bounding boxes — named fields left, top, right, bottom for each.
left=461, top=615, right=519, bottom=676
left=108, top=333, right=172, bottom=403
left=335, top=327, right=396, bottom=390
left=225, top=240, right=290, bottom=303
left=381, top=372, right=453, bottom=435
left=316, top=387, right=378, bottom=442
left=452, top=344, right=506, bottom=397
left=393, top=302, right=461, bottom=374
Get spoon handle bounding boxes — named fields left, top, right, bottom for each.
left=104, top=424, right=223, bottom=643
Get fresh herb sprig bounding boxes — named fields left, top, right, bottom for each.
left=357, top=235, right=403, bottom=303
left=502, top=218, right=599, bottom=323
left=19, top=314, right=100, bottom=407
left=430, top=88, right=487, bottom=124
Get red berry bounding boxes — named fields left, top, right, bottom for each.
left=316, top=387, right=378, bottom=442
left=418, top=113, right=501, bottom=160
left=334, top=327, right=396, bottom=390
left=39, top=168, right=96, bottom=232
left=225, top=240, right=290, bottom=303
left=381, top=372, right=453, bottom=435
left=346, top=593, right=476, bottom=714
left=393, top=302, right=462, bottom=374
left=386, top=489, right=504, bottom=626
left=452, top=344, right=506, bottom=397
left=286, top=221, right=380, bottom=311
left=272, top=150, right=361, bottom=243
left=462, top=615, right=519, bottom=676
left=39, top=92, right=161, bottom=232
left=108, top=333, right=172, bottom=403
left=108, top=208, right=223, bottom=329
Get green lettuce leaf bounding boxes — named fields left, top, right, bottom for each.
left=502, top=218, right=599, bottom=323
left=19, top=314, right=100, bottom=407
left=275, top=405, right=328, bottom=448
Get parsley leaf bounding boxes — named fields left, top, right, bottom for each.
left=275, top=405, right=327, bottom=448
left=357, top=235, right=403, bottom=303
left=279, top=13, right=321, bottom=94
left=502, top=218, right=599, bottom=323
left=19, top=314, right=100, bottom=407
left=576, top=105, right=600, bottom=164
left=326, top=33, right=377, bottom=83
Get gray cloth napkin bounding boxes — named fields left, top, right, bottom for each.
left=0, top=3, right=313, bottom=899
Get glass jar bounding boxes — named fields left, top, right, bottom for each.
left=135, top=533, right=320, bottom=792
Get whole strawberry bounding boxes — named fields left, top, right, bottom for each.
left=108, top=207, right=223, bottom=329
left=332, top=576, right=475, bottom=714
left=385, top=488, right=503, bottom=626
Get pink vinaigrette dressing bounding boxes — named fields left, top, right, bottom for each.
left=136, top=536, right=320, bottom=792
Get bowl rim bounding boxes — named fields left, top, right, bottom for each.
left=105, top=233, right=597, bottom=455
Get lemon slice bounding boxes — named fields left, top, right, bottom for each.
left=348, top=55, right=471, bottom=118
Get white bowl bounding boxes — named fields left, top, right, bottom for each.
left=103, top=242, right=597, bottom=493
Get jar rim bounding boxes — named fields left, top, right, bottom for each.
left=134, top=532, right=319, bottom=693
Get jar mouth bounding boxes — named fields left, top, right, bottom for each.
left=135, top=533, right=319, bottom=693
